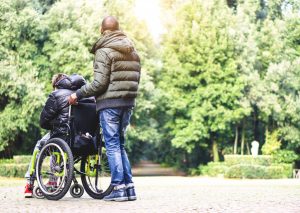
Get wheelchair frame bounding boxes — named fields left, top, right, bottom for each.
left=33, top=105, right=113, bottom=200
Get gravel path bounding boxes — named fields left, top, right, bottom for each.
left=0, top=177, right=300, bottom=213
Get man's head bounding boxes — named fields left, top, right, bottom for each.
left=52, top=73, right=67, bottom=89
left=101, top=16, right=119, bottom=34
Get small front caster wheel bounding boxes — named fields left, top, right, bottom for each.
left=70, top=183, right=84, bottom=198
left=33, top=186, right=45, bottom=199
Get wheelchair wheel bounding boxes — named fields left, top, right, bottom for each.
left=80, top=151, right=113, bottom=199
left=36, top=138, right=74, bottom=200
left=33, top=186, right=44, bottom=199
left=70, top=183, right=84, bottom=198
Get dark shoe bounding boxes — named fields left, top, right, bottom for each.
left=103, top=185, right=128, bottom=202
left=126, top=186, right=137, bottom=201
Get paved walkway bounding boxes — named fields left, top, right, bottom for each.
left=0, top=177, right=300, bottom=212
left=132, top=160, right=186, bottom=176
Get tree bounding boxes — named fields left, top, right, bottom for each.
left=160, top=0, right=249, bottom=161
left=0, top=59, right=45, bottom=152
left=0, top=0, right=46, bottom=154
left=0, top=0, right=161, bottom=163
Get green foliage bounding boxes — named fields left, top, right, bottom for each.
left=0, top=158, right=14, bottom=164
left=0, top=155, right=30, bottom=177
left=160, top=0, right=249, bottom=154
left=157, top=0, right=300, bottom=168
left=0, top=163, right=28, bottom=178
left=225, top=164, right=267, bottom=179
left=0, top=0, right=160, bottom=160
left=272, top=150, right=299, bottom=164
left=0, top=60, right=45, bottom=151
left=266, top=59, right=300, bottom=149
left=127, top=72, right=161, bottom=146
left=1, top=0, right=300, bottom=171
left=40, top=0, right=102, bottom=83
left=194, top=155, right=294, bottom=179
left=13, top=155, right=32, bottom=164
left=262, top=130, right=281, bottom=155
left=224, top=155, right=273, bottom=166
left=198, top=162, right=229, bottom=177
left=0, top=155, right=52, bottom=177
left=267, top=164, right=293, bottom=178
left=224, top=164, right=292, bottom=179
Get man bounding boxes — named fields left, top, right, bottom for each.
left=24, top=73, right=86, bottom=198
left=69, top=16, right=140, bottom=202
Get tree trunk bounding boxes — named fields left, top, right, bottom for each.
left=246, top=141, right=250, bottom=155
left=212, top=138, right=219, bottom=162
left=253, top=106, right=259, bottom=141
left=234, top=126, right=238, bottom=154
left=241, top=121, right=245, bottom=155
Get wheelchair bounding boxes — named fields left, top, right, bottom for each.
left=33, top=99, right=113, bottom=200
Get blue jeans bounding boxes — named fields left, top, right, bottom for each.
left=99, top=107, right=134, bottom=186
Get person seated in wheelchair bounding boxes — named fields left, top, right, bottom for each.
left=24, top=73, right=89, bottom=198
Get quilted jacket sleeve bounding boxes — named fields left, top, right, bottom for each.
left=76, top=49, right=111, bottom=99
left=40, top=93, right=58, bottom=130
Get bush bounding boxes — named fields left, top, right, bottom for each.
left=192, top=154, right=294, bottom=179
left=267, top=163, right=293, bottom=178
left=266, top=165, right=285, bottom=178
left=13, top=155, right=32, bottom=164
left=0, top=155, right=32, bottom=178
left=0, top=163, right=28, bottom=178
left=0, top=158, right=14, bottom=164
left=224, top=163, right=293, bottom=179
left=224, top=155, right=272, bottom=166
left=262, top=130, right=281, bottom=155
left=199, top=162, right=229, bottom=177
left=225, top=164, right=267, bottom=179
left=272, top=150, right=299, bottom=164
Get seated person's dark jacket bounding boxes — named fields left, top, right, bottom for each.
left=40, top=74, right=87, bottom=139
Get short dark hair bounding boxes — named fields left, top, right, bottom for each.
left=52, top=73, right=67, bottom=88
left=101, top=16, right=119, bottom=32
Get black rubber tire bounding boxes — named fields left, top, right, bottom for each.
left=36, top=138, right=74, bottom=201
left=70, top=183, right=84, bottom=198
left=80, top=155, right=113, bottom=199
left=33, top=186, right=45, bottom=199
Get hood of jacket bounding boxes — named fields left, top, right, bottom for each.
left=55, top=74, right=86, bottom=90
left=90, top=30, right=134, bottom=54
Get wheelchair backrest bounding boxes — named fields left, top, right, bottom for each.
left=71, top=98, right=97, bottom=137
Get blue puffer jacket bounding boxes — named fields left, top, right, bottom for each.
left=40, top=74, right=86, bottom=138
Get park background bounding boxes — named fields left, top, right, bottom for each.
left=0, top=0, right=300, bottom=179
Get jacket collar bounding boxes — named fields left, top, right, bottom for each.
left=90, top=30, right=127, bottom=54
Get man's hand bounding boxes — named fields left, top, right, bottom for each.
left=68, top=93, right=78, bottom=105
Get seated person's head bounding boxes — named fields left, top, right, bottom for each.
left=52, top=73, right=68, bottom=89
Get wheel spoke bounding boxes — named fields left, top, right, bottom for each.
left=35, top=139, right=74, bottom=200
left=81, top=152, right=111, bottom=198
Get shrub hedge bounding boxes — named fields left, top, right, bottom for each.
left=0, top=155, right=295, bottom=179
left=0, top=158, right=14, bottom=164
left=271, top=150, right=299, bottom=164
left=224, top=163, right=293, bottom=179
left=0, top=163, right=28, bottom=178
left=224, top=155, right=273, bottom=166
left=13, top=155, right=32, bottom=164
left=197, top=155, right=294, bottom=179
left=224, top=164, right=266, bottom=179
left=199, top=162, right=229, bottom=177
left=0, top=155, right=31, bottom=178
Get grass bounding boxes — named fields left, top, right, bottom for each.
left=0, top=177, right=24, bottom=187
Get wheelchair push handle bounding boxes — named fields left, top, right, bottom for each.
left=68, top=105, right=72, bottom=117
